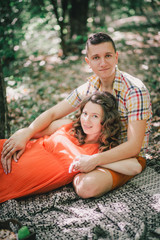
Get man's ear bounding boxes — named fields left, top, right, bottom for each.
left=116, top=52, right=118, bottom=64
left=85, top=57, right=90, bottom=65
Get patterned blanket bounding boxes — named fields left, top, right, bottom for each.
left=0, top=158, right=160, bottom=240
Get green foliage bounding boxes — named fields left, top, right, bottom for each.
left=0, top=0, right=25, bottom=63
left=0, top=0, right=159, bottom=135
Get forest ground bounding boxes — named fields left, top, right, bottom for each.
left=6, top=22, right=160, bottom=161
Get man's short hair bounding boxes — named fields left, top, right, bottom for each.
left=86, top=32, right=116, bottom=56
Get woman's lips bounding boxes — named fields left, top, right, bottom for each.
left=83, top=125, right=92, bottom=129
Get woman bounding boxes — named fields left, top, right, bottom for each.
left=0, top=92, right=142, bottom=203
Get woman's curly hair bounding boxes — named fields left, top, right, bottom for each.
left=71, top=91, right=121, bottom=152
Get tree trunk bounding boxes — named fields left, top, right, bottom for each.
left=69, top=0, right=90, bottom=38
left=0, top=59, right=10, bottom=138
left=50, top=0, right=90, bottom=55
left=50, top=0, right=69, bottom=56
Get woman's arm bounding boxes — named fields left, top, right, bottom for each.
left=1, top=100, right=75, bottom=173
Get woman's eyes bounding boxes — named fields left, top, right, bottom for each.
left=82, top=112, right=87, bottom=115
left=82, top=112, right=98, bottom=118
left=82, top=112, right=87, bottom=117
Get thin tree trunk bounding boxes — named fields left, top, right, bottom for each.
left=50, top=0, right=68, bottom=56
left=0, top=59, right=10, bottom=138
left=69, top=0, right=90, bottom=38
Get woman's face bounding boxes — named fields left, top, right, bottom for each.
left=80, top=101, right=103, bottom=139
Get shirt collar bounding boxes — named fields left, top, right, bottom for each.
left=88, top=66, right=123, bottom=92
left=113, top=66, right=123, bottom=92
left=88, top=74, right=101, bottom=90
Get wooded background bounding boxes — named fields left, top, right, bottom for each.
left=0, top=0, right=160, bottom=139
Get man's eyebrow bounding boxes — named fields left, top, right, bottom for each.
left=104, top=52, right=113, bottom=54
left=91, top=54, right=98, bottom=57
left=90, top=54, right=99, bottom=58
left=91, top=52, right=113, bottom=57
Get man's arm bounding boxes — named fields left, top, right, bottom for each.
left=100, top=158, right=142, bottom=175
left=1, top=100, right=76, bottom=173
left=71, top=120, right=146, bottom=174
left=33, top=118, right=72, bottom=138
left=96, top=119, right=146, bottom=165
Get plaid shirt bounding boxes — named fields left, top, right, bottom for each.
left=66, top=67, right=152, bottom=157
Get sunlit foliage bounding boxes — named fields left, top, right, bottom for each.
left=0, top=0, right=159, bottom=138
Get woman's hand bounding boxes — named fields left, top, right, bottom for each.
left=69, top=154, right=98, bottom=173
left=1, top=128, right=32, bottom=174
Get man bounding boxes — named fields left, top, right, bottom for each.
left=1, top=33, right=152, bottom=198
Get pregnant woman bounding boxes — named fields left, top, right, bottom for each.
left=0, top=91, right=143, bottom=203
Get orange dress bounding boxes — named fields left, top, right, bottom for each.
left=0, top=123, right=99, bottom=203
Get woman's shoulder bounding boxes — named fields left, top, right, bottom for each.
left=54, top=122, right=76, bottom=141
left=59, top=122, right=73, bottom=133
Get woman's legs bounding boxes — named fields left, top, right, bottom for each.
left=73, top=156, right=146, bottom=199
left=73, top=168, right=113, bottom=198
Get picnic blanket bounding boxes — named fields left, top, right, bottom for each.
left=0, top=156, right=160, bottom=239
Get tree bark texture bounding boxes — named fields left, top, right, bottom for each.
left=0, top=59, right=9, bottom=138
left=69, top=0, right=90, bottom=38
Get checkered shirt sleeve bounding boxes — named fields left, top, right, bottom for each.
left=126, top=87, right=151, bottom=122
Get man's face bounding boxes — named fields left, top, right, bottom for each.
left=85, top=42, right=118, bottom=82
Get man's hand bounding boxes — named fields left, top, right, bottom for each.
left=1, top=128, right=31, bottom=174
left=69, top=154, right=98, bottom=173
